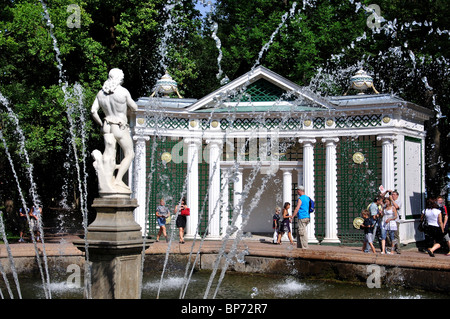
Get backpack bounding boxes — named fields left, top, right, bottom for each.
left=309, top=197, right=315, bottom=213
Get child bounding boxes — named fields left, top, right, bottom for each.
left=360, top=209, right=376, bottom=253
left=277, top=202, right=294, bottom=245
left=272, top=207, right=281, bottom=244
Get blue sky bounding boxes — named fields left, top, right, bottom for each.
left=194, top=0, right=215, bottom=17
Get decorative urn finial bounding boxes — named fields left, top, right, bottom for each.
left=349, top=69, right=379, bottom=95
left=150, top=71, right=182, bottom=98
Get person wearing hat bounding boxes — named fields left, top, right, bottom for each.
left=292, top=186, right=310, bottom=249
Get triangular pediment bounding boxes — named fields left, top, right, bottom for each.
left=186, top=66, right=333, bottom=113
left=229, top=78, right=290, bottom=102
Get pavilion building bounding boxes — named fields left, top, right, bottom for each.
left=129, top=66, right=433, bottom=245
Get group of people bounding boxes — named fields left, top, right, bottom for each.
left=360, top=189, right=450, bottom=257
left=17, top=205, right=43, bottom=243
left=156, top=187, right=450, bottom=258
left=420, top=196, right=449, bottom=257
left=155, top=198, right=190, bottom=244
left=156, top=185, right=313, bottom=248
left=360, top=190, right=401, bottom=254
left=272, top=186, right=312, bottom=248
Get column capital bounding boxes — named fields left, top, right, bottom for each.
left=133, top=135, right=150, bottom=142
left=298, top=138, right=316, bottom=145
left=377, top=135, right=396, bottom=143
left=183, top=137, right=202, bottom=146
left=206, top=138, right=224, bottom=147
left=321, top=137, right=339, bottom=145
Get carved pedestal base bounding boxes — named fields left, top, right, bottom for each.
left=74, top=197, right=150, bottom=299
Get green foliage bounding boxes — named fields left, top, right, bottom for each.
left=0, top=0, right=204, bottom=207
left=0, top=0, right=449, bottom=204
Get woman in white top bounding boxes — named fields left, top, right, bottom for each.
left=381, top=198, right=397, bottom=254
left=422, top=198, right=444, bottom=257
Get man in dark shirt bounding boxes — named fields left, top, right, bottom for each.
left=437, top=196, right=450, bottom=255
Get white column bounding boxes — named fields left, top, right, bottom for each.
left=281, top=168, right=293, bottom=242
left=377, top=135, right=396, bottom=191
left=132, top=135, right=150, bottom=236
left=231, top=167, right=244, bottom=237
left=236, top=138, right=245, bottom=162
left=299, top=138, right=319, bottom=244
left=394, top=135, right=405, bottom=218
left=321, top=137, right=340, bottom=244
left=220, top=168, right=230, bottom=237
left=206, top=139, right=223, bottom=240
left=281, top=169, right=293, bottom=213
left=295, top=168, right=303, bottom=190
left=184, top=137, right=201, bottom=239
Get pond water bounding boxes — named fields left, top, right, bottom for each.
left=8, top=270, right=449, bottom=299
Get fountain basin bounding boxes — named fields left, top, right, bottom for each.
left=2, top=237, right=450, bottom=296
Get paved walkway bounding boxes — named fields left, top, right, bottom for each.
left=1, top=232, right=450, bottom=271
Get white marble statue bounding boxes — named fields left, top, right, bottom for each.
left=91, top=68, right=138, bottom=196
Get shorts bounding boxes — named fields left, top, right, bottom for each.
left=444, top=232, right=450, bottom=242
left=365, top=232, right=374, bottom=244
left=18, top=217, right=27, bottom=232
left=157, top=217, right=166, bottom=227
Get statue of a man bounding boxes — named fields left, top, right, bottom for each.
left=91, top=68, right=138, bottom=195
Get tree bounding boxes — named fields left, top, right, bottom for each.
left=206, top=0, right=449, bottom=197
left=1, top=0, right=449, bottom=224
left=0, top=0, right=203, bottom=216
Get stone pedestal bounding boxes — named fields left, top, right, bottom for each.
left=74, top=197, right=150, bottom=299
